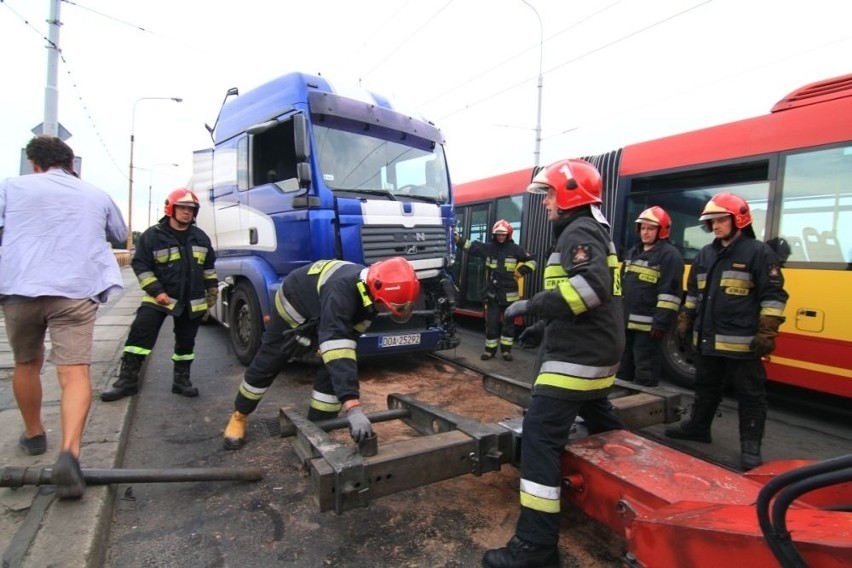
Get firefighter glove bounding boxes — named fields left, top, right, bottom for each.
left=503, top=300, right=529, bottom=319
left=517, top=320, right=545, bottom=349
left=346, top=406, right=373, bottom=443
left=649, top=328, right=666, bottom=341
left=281, top=319, right=318, bottom=358
left=676, top=312, right=694, bottom=339
left=750, top=316, right=782, bottom=357
left=206, top=287, right=219, bottom=308
left=517, top=264, right=533, bottom=277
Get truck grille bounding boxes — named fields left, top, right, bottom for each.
left=361, top=225, right=448, bottom=264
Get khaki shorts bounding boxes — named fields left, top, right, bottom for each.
left=3, top=297, right=98, bottom=365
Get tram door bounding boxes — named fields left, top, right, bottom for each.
left=453, top=204, right=491, bottom=312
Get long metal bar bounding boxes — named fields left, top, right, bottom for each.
left=278, top=408, right=410, bottom=438
left=0, top=466, right=263, bottom=488
left=482, top=374, right=682, bottom=427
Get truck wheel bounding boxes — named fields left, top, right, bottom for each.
left=230, top=282, right=262, bottom=366
left=660, top=327, right=696, bottom=389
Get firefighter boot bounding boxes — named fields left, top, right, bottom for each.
left=101, top=353, right=145, bottom=402
left=741, top=440, right=763, bottom=470
left=223, top=411, right=248, bottom=450
left=739, top=413, right=765, bottom=470
left=482, top=536, right=560, bottom=568
left=480, top=349, right=496, bottom=361
left=172, top=360, right=199, bottom=397
left=664, top=397, right=718, bottom=443
left=502, top=349, right=513, bottom=362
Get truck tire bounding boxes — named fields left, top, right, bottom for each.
left=660, top=327, right=696, bottom=389
left=230, top=282, right=263, bottom=366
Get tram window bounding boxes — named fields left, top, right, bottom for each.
left=624, top=181, right=769, bottom=261
left=778, top=145, right=852, bottom=264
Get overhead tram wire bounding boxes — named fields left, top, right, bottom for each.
left=343, top=0, right=415, bottom=80
left=60, top=0, right=147, bottom=33
left=359, top=0, right=455, bottom=83
left=540, top=30, right=852, bottom=145
left=435, top=0, right=712, bottom=123
left=418, top=0, right=627, bottom=108
left=2, top=0, right=126, bottom=176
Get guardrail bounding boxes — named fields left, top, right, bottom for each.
left=114, top=250, right=132, bottom=267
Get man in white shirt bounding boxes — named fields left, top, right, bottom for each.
left=0, top=135, right=127, bottom=498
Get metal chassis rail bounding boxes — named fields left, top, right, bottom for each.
left=280, top=395, right=514, bottom=514
left=279, top=373, right=682, bottom=514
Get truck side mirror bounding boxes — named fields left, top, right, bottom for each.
left=296, top=162, right=312, bottom=189
left=294, top=114, right=309, bottom=162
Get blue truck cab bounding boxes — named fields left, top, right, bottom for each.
left=191, top=72, right=459, bottom=364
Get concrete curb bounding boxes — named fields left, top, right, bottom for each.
left=1, top=267, right=142, bottom=567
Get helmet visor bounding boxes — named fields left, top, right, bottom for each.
left=526, top=182, right=550, bottom=195
left=376, top=300, right=415, bottom=324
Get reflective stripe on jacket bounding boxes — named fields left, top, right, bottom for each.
left=459, top=238, right=536, bottom=305
left=621, top=239, right=684, bottom=333
left=132, top=220, right=217, bottom=319
left=684, top=235, right=787, bottom=358
left=524, top=208, right=625, bottom=401
left=275, top=260, right=375, bottom=401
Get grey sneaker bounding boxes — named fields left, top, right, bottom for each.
left=19, top=432, right=47, bottom=456
left=52, top=451, right=86, bottom=500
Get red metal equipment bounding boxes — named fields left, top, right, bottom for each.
left=559, top=430, right=852, bottom=568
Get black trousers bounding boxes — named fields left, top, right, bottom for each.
left=484, top=298, right=515, bottom=352
left=694, top=353, right=768, bottom=441
left=124, top=305, right=202, bottom=359
left=620, top=330, right=662, bottom=386
left=233, top=309, right=335, bottom=416
left=516, top=394, right=625, bottom=546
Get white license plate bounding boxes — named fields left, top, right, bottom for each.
left=380, top=334, right=421, bottom=348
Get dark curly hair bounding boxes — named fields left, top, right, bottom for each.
left=25, top=135, right=75, bottom=171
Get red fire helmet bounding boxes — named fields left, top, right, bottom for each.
left=365, top=257, right=420, bottom=323
left=699, top=193, right=752, bottom=229
left=526, top=159, right=603, bottom=211
left=635, top=206, right=672, bottom=239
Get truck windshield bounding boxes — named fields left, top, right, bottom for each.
left=314, top=123, right=450, bottom=204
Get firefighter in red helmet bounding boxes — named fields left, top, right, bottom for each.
left=223, top=257, right=420, bottom=449
left=455, top=218, right=536, bottom=361
left=102, top=188, right=218, bottom=402
left=619, top=206, right=684, bottom=387
left=484, top=159, right=625, bottom=568
left=667, top=193, right=788, bottom=470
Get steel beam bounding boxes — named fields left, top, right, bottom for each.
left=482, top=374, right=682, bottom=427
left=0, top=466, right=263, bottom=488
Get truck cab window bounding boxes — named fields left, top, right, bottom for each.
left=251, top=120, right=297, bottom=188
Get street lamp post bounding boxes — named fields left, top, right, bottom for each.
left=127, top=96, right=182, bottom=250
left=147, top=163, right=180, bottom=227
left=522, top=0, right=544, bottom=168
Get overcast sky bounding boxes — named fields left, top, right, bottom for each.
left=1, top=0, right=850, bottom=233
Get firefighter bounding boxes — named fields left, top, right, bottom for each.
left=101, top=188, right=218, bottom=401
left=619, top=206, right=684, bottom=387
left=483, top=159, right=626, bottom=568
left=223, top=257, right=420, bottom=449
left=454, top=219, right=536, bottom=361
left=666, top=193, right=787, bottom=470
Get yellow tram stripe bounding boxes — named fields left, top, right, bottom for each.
left=768, top=356, right=852, bottom=379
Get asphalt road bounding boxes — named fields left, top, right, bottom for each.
left=102, top=318, right=852, bottom=567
